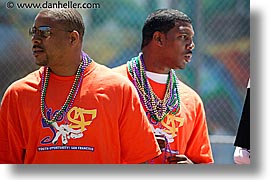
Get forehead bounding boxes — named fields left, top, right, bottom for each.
left=33, top=12, right=58, bottom=27
left=170, top=21, right=194, bottom=35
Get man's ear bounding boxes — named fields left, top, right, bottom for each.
left=69, top=30, right=80, bottom=46
left=152, top=31, right=164, bottom=47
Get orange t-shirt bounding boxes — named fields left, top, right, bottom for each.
left=0, top=61, right=161, bottom=164
left=113, top=64, right=214, bottom=164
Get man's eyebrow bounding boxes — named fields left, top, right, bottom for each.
left=178, top=31, right=194, bottom=36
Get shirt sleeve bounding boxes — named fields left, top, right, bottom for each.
left=0, top=86, right=25, bottom=164
left=118, top=81, right=161, bottom=163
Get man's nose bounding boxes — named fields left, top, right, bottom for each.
left=31, top=34, right=42, bottom=44
left=187, top=40, right=195, bottom=50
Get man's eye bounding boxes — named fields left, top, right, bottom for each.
left=39, top=30, right=51, bottom=37
left=179, top=34, right=194, bottom=41
left=179, top=34, right=188, bottom=40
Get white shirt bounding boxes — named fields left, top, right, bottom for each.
left=146, top=71, right=168, bottom=84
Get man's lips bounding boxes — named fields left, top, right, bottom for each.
left=32, top=50, right=44, bottom=57
left=32, top=46, right=44, bottom=56
left=184, top=53, right=192, bottom=63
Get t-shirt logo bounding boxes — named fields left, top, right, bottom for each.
left=67, top=106, right=97, bottom=132
left=161, top=114, right=184, bottom=138
left=151, top=114, right=185, bottom=143
left=40, top=106, right=97, bottom=146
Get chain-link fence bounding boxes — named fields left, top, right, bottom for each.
left=0, top=0, right=249, bottom=163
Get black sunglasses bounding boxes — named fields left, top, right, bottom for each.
left=29, top=26, right=72, bottom=38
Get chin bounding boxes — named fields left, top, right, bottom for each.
left=35, top=58, right=48, bottom=66
left=178, top=64, right=186, bottom=70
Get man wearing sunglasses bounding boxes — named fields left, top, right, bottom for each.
left=0, top=8, right=161, bottom=164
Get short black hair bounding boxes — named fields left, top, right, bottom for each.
left=40, top=8, right=85, bottom=41
left=141, top=8, right=192, bottom=49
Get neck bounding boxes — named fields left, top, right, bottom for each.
left=49, top=53, right=82, bottom=76
left=142, top=49, right=171, bottom=74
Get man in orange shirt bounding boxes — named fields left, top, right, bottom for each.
left=113, top=9, right=214, bottom=164
left=0, top=8, right=161, bottom=164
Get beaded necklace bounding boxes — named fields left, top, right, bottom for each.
left=40, top=52, right=92, bottom=125
left=127, top=53, right=180, bottom=122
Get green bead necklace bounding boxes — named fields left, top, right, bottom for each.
left=127, top=53, right=180, bottom=122
left=40, top=53, right=91, bottom=125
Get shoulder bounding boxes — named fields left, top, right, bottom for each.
left=178, top=80, right=204, bottom=104
left=178, top=81, right=200, bottom=97
left=1, top=68, right=41, bottom=102
left=93, top=62, right=127, bottom=80
left=5, top=68, right=41, bottom=93
left=91, top=62, right=133, bottom=88
left=111, top=64, right=128, bottom=77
